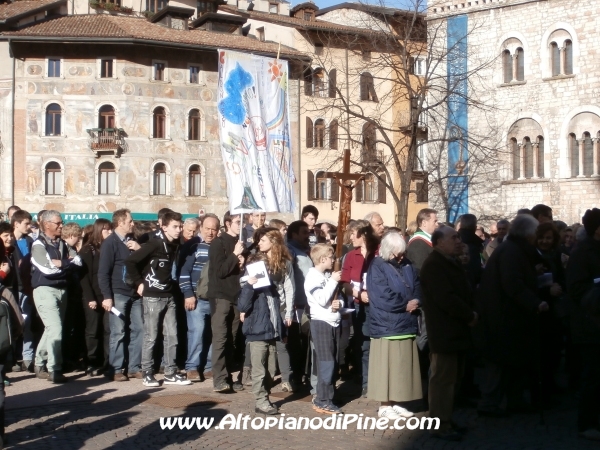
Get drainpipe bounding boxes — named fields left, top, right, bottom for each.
left=297, top=66, right=301, bottom=218
left=9, top=39, right=15, bottom=206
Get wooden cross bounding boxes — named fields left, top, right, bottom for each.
left=322, top=148, right=364, bottom=270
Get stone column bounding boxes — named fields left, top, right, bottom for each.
left=559, top=46, right=566, bottom=76
left=532, top=143, right=539, bottom=179
left=518, top=142, right=525, bottom=180
left=593, top=138, right=599, bottom=176
left=578, top=138, right=585, bottom=177
left=512, top=54, right=518, bottom=82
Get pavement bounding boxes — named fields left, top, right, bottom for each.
left=3, top=369, right=598, bottom=450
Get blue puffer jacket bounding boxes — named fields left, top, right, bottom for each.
left=238, top=283, right=285, bottom=342
left=366, top=256, right=420, bottom=338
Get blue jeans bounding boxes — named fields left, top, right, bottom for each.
left=108, top=294, right=143, bottom=375
left=19, top=293, right=35, bottom=362
left=141, top=296, right=178, bottom=375
left=185, top=299, right=212, bottom=372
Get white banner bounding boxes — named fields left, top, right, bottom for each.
left=217, top=50, right=296, bottom=214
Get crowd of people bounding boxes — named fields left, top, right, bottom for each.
left=0, top=202, right=599, bottom=443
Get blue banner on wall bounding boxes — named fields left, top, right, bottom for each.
left=446, top=15, right=469, bottom=224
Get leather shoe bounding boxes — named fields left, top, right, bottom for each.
left=112, top=373, right=128, bottom=382
left=255, top=405, right=278, bottom=415
left=127, top=372, right=143, bottom=379
left=48, top=371, right=67, bottom=383
left=34, top=365, right=49, bottom=380
left=186, top=369, right=202, bottom=382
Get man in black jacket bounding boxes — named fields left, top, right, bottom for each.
left=456, top=214, right=483, bottom=288
left=99, top=209, right=143, bottom=381
left=208, top=210, right=245, bottom=392
left=567, top=208, right=600, bottom=441
left=125, top=211, right=191, bottom=387
left=406, top=208, right=438, bottom=273
left=421, top=226, right=477, bottom=441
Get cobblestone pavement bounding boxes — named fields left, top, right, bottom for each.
left=2, top=370, right=597, bottom=450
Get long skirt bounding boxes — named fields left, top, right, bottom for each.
left=367, top=337, right=422, bottom=402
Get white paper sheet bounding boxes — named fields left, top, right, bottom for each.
left=246, top=261, right=271, bottom=289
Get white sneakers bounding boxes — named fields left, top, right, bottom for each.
left=378, top=405, right=415, bottom=420
left=392, top=405, right=414, bottom=418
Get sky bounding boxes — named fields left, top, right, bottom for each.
left=312, top=0, right=423, bottom=10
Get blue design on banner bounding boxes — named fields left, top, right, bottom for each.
left=218, top=63, right=254, bottom=125
left=447, top=15, right=469, bottom=224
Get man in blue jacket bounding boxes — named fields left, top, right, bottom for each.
left=178, top=213, right=220, bottom=382
left=98, top=209, right=142, bottom=381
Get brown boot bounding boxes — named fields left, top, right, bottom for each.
left=186, top=369, right=202, bottom=382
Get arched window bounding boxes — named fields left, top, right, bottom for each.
left=502, top=50, right=512, bottom=84
left=315, top=170, right=331, bottom=200
left=188, top=109, right=202, bottom=141
left=314, top=119, right=325, bottom=148
left=328, top=69, right=336, bottom=98
left=188, top=164, right=203, bottom=196
left=153, top=162, right=167, bottom=195
left=537, top=136, right=545, bottom=178
left=569, top=133, right=578, bottom=178
left=45, top=161, right=62, bottom=195
left=551, top=42, right=560, bottom=77
left=362, top=122, right=377, bottom=163
left=564, top=40, right=573, bottom=75
left=98, top=161, right=116, bottom=195
left=45, top=103, right=61, bottom=136
left=523, top=137, right=533, bottom=179
left=583, top=132, right=593, bottom=177
left=98, top=105, right=115, bottom=129
left=516, top=47, right=524, bottom=81
left=329, top=120, right=338, bottom=150
left=303, top=68, right=313, bottom=96
left=511, top=138, right=519, bottom=180
left=153, top=107, right=166, bottom=139
left=360, top=73, right=377, bottom=102
left=313, top=68, right=326, bottom=97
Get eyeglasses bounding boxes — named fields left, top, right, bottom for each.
left=48, top=221, right=64, bottom=227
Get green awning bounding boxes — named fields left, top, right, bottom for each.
left=32, top=212, right=197, bottom=226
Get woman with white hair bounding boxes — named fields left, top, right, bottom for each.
left=366, top=231, right=422, bottom=420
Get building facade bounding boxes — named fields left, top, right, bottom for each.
left=0, top=0, right=303, bottom=221
left=428, top=0, right=600, bottom=224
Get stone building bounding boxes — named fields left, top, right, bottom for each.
left=222, top=0, right=427, bottom=227
left=428, top=0, right=600, bottom=224
left=0, top=0, right=304, bottom=221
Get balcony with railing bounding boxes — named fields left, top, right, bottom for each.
left=87, top=128, right=127, bottom=157
left=397, top=111, right=428, bottom=133
left=362, top=149, right=384, bottom=167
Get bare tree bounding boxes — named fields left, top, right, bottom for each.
left=300, top=0, right=507, bottom=228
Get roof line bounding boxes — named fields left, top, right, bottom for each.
left=4, top=35, right=311, bottom=60
left=0, top=0, right=67, bottom=25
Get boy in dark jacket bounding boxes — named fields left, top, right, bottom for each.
left=125, top=211, right=191, bottom=387
left=238, top=253, right=285, bottom=415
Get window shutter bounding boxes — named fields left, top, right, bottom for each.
left=355, top=179, right=363, bottom=202
left=307, top=170, right=315, bottom=200
left=503, top=50, right=512, bottom=83
left=331, top=178, right=339, bottom=202
left=369, top=82, right=378, bottom=103
left=329, top=69, right=336, bottom=98
left=416, top=180, right=428, bottom=203
left=360, top=74, right=367, bottom=100
left=377, top=173, right=386, bottom=204
left=516, top=48, right=524, bottom=81
left=306, top=117, right=313, bottom=148
left=329, top=120, right=338, bottom=150
left=408, top=56, right=415, bottom=74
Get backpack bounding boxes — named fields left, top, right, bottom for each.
left=195, top=261, right=210, bottom=299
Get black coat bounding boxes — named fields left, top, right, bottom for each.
left=79, top=245, right=103, bottom=303
left=476, top=235, right=543, bottom=366
left=420, top=249, right=475, bottom=353
left=566, top=237, right=600, bottom=344
left=458, top=229, right=483, bottom=288
left=238, top=283, right=284, bottom=342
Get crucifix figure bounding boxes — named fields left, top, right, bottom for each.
left=321, top=148, right=364, bottom=270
